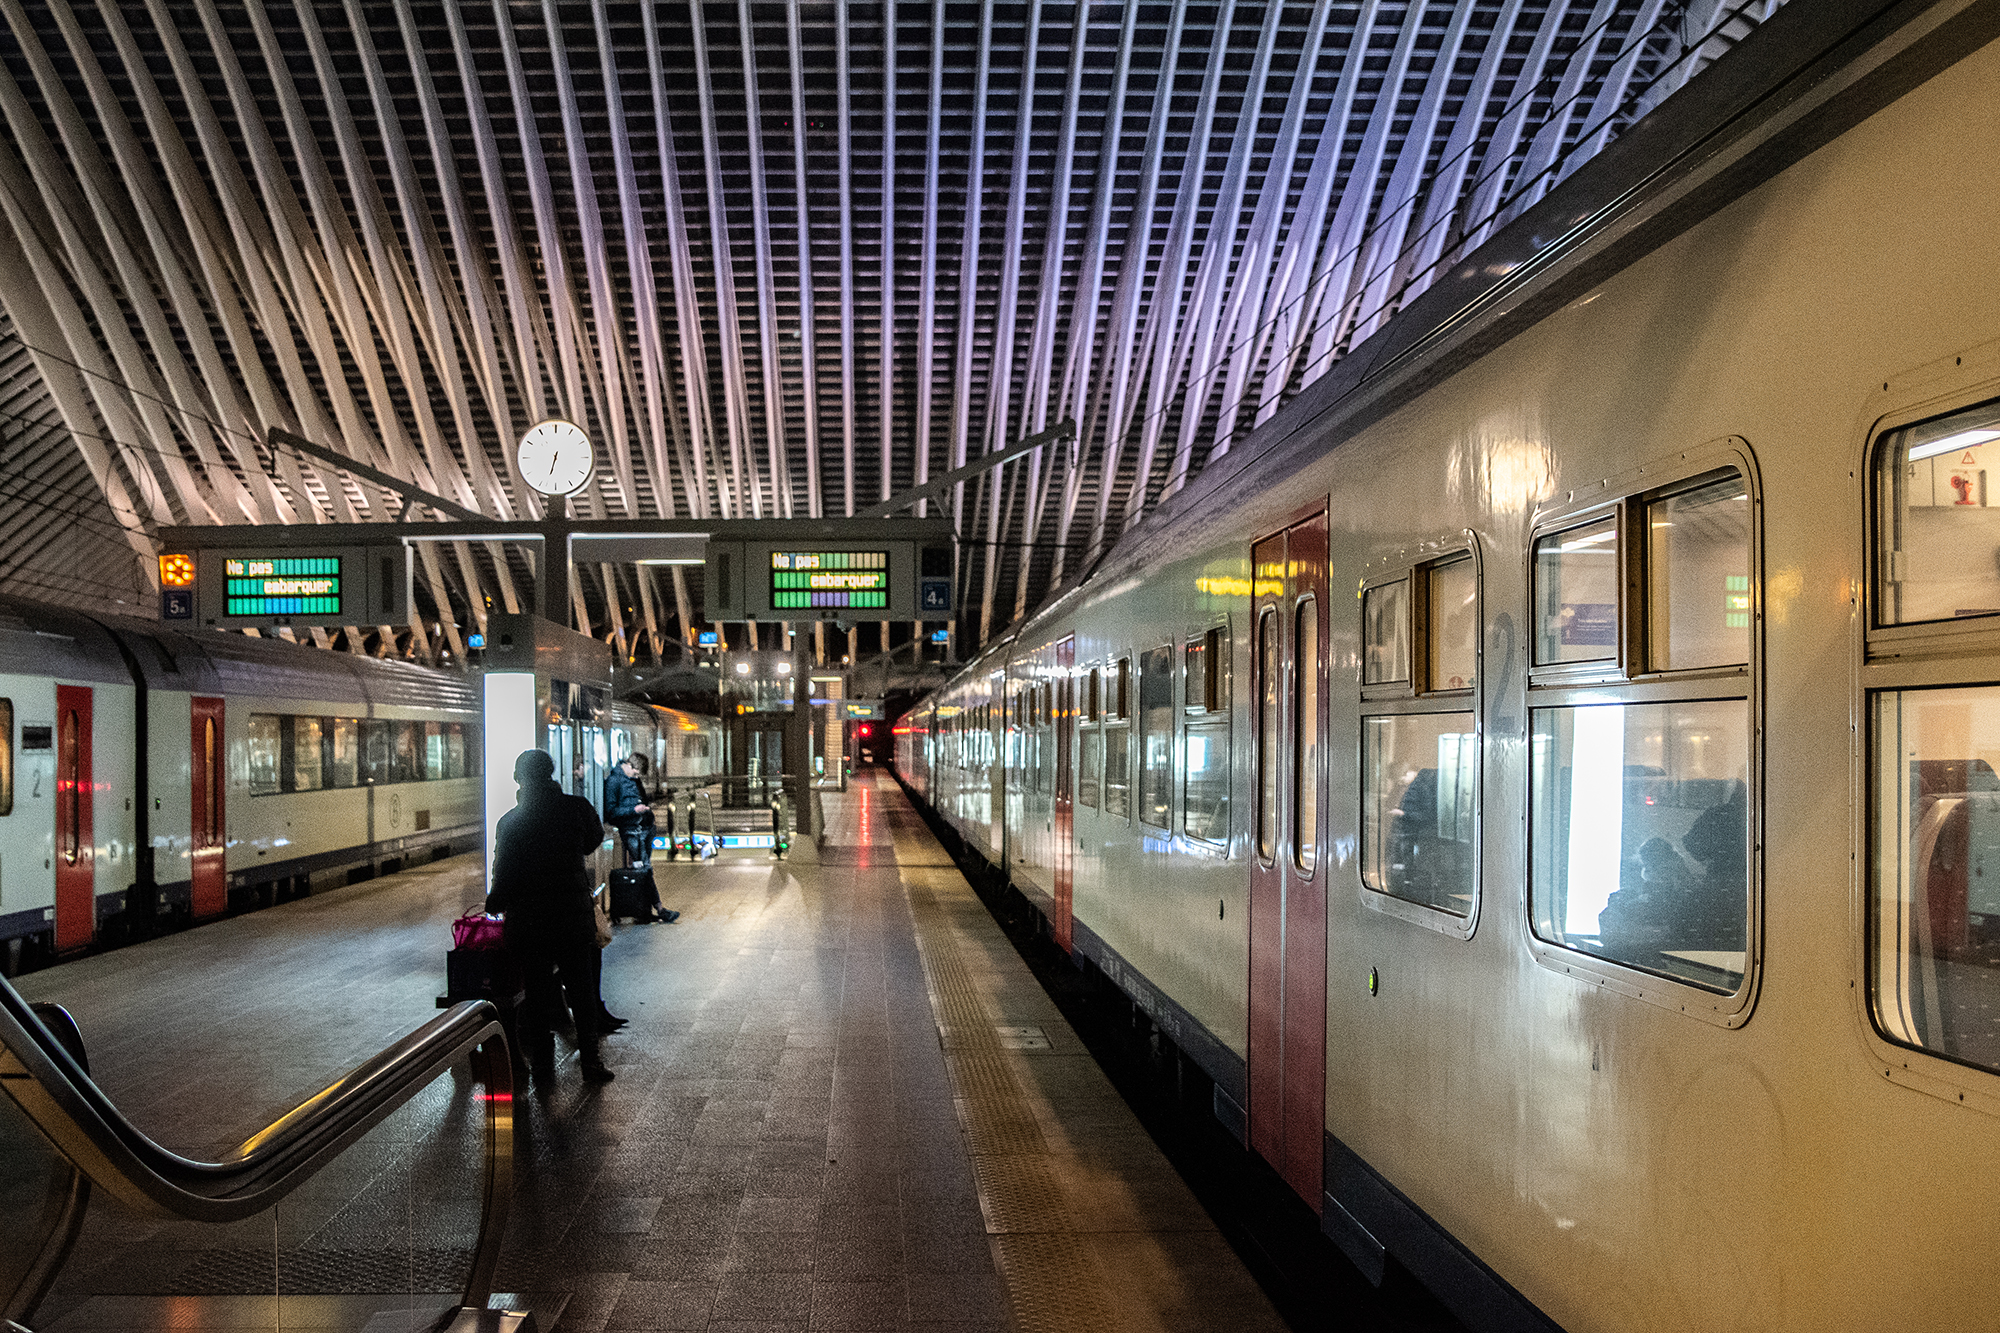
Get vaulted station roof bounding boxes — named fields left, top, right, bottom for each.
left=0, top=0, right=1778, bottom=666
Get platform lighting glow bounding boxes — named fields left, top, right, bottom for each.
left=1565, top=705, right=1627, bottom=936
left=483, top=672, right=538, bottom=881
left=1907, top=426, right=2000, bottom=462
left=777, top=661, right=791, bottom=674
left=736, top=662, right=751, bottom=674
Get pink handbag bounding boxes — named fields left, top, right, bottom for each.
left=452, top=910, right=506, bottom=952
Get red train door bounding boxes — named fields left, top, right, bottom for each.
left=1247, top=511, right=1329, bottom=1210
left=1053, top=638, right=1076, bottom=952
left=190, top=696, right=226, bottom=919
left=54, top=685, right=94, bottom=952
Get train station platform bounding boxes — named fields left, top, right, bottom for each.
left=14, top=772, right=1287, bottom=1333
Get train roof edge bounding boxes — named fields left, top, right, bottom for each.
left=926, top=0, right=1991, bottom=701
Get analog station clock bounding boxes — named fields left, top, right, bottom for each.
left=515, top=419, right=594, bottom=497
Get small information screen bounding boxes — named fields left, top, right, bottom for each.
left=224, top=555, right=344, bottom=617
left=770, top=551, right=889, bottom=610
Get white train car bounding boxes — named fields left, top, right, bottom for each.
left=900, top=4, right=2000, bottom=1328
left=608, top=700, right=722, bottom=790
left=0, top=595, right=486, bottom=971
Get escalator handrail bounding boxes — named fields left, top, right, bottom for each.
left=0, top=972, right=512, bottom=1231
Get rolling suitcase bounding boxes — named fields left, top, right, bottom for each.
left=607, top=866, right=656, bottom=923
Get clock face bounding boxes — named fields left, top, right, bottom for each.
left=515, top=419, right=594, bottom=496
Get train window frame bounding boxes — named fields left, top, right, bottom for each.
left=1522, top=439, right=1764, bottom=1029
left=1182, top=620, right=1232, bottom=852
left=0, top=698, right=11, bottom=817
left=1361, top=579, right=1411, bottom=689
left=1359, top=538, right=1484, bottom=938
left=1184, top=621, right=1232, bottom=716
left=1103, top=703, right=1132, bottom=823
left=1866, top=391, right=2000, bottom=655
left=1858, top=375, right=2000, bottom=1107
left=1138, top=642, right=1174, bottom=830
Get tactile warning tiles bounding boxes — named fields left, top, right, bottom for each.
left=994, top=1233, right=1116, bottom=1333
left=969, top=1153, right=1069, bottom=1234
left=900, top=876, right=1120, bottom=1327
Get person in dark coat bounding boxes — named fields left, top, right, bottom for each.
left=603, top=754, right=656, bottom=866
left=603, top=753, right=678, bottom=923
left=487, top=749, right=614, bottom=1085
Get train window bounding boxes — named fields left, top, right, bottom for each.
left=1362, top=546, right=1480, bottom=920
left=1363, top=580, right=1410, bottom=685
left=1533, top=515, right=1619, bottom=665
left=204, top=718, right=220, bottom=843
left=425, top=722, right=447, bottom=781
left=1530, top=699, right=1749, bottom=991
left=1648, top=475, right=1751, bottom=670
left=1362, top=715, right=1476, bottom=916
left=1184, top=721, right=1229, bottom=848
left=288, top=717, right=324, bottom=792
left=1258, top=610, right=1278, bottom=861
left=328, top=719, right=360, bottom=788
left=1080, top=726, right=1101, bottom=809
left=0, top=698, right=11, bottom=816
left=1205, top=624, right=1230, bottom=712
left=1104, top=718, right=1130, bottom=819
left=1086, top=669, right=1101, bottom=722
left=362, top=721, right=392, bottom=785
left=247, top=714, right=282, bottom=796
left=1872, top=398, right=2000, bottom=627
left=393, top=722, right=421, bottom=783
left=1140, top=645, right=1173, bottom=828
left=1871, top=686, right=2000, bottom=1076
left=1527, top=453, right=1757, bottom=1009
left=1185, top=624, right=1232, bottom=714
left=1115, top=658, right=1131, bottom=720
left=59, top=710, right=78, bottom=865
left=1294, top=599, right=1320, bottom=870
left=1427, top=558, right=1478, bottom=692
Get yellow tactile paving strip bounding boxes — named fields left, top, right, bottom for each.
left=904, top=881, right=1116, bottom=1331
left=880, top=775, right=1289, bottom=1333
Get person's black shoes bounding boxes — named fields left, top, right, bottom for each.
left=600, top=1013, right=629, bottom=1031
left=581, top=1062, right=615, bottom=1083
left=653, top=909, right=680, bottom=924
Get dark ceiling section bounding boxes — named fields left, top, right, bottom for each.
left=0, top=0, right=1777, bottom=658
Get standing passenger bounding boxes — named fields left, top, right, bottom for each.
left=487, top=749, right=614, bottom=1085
left=603, top=753, right=657, bottom=867
left=603, top=753, right=679, bottom=923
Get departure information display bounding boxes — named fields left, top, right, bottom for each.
left=770, top=551, right=889, bottom=610
left=224, top=555, right=345, bottom=617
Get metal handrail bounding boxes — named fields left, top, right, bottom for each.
left=0, top=972, right=514, bottom=1312
left=3, top=1004, right=91, bottom=1330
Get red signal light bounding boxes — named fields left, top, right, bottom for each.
left=858, top=723, right=872, bottom=737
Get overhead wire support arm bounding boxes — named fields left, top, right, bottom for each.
left=854, top=419, right=1075, bottom=520
left=267, top=428, right=485, bottom=524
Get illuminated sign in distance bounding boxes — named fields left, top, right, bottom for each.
left=770, top=551, right=889, bottom=610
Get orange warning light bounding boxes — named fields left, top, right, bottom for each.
left=159, top=553, right=196, bottom=587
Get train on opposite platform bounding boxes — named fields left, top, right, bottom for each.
left=897, top=6, right=2000, bottom=1331
left=0, top=593, right=718, bottom=973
